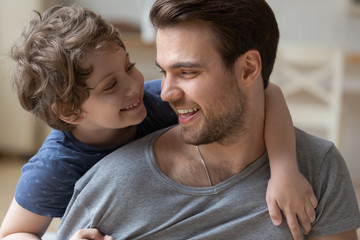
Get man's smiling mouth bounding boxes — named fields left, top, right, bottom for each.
left=177, top=107, right=199, bottom=118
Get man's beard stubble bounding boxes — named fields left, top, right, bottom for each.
left=177, top=82, right=249, bottom=146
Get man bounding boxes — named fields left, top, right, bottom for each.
left=57, top=0, right=360, bottom=239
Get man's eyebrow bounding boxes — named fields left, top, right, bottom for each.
left=155, top=60, right=162, bottom=69
left=155, top=60, right=202, bottom=70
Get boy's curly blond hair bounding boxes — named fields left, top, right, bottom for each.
left=11, top=5, right=125, bottom=131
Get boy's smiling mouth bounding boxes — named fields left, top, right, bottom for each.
left=120, top=98, right=142, bottom=111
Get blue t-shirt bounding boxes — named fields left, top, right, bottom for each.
left=15, top=79, right=177, bottom=217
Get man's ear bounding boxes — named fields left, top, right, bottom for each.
left=234, top=50, right=262, bottom=87
left=51, top=103, right=83, bottom=125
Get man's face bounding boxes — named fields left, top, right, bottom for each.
left=156, top=21, right=248, bottom=145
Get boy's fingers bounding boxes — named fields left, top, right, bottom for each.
left=297, top=210, right=312, bottom=235
left=284, top=212, right=302, bottom=240
left=70, top=228, right=105, bottom=240
left=305, top=200, right=316, bottom=223
left=267, top=200, right=282, bottom=226
left=309, top=193, right=318, bottom=208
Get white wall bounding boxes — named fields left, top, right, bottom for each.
left=73, top=0, right=142, bottom=25
left=267, top=0, right=360, bottom=53
left=73, top=0, right=156, bottom=43
left=0, top=0, right=47, bottom=154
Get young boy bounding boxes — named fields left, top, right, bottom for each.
left=0, top=5, right=316, bottom=240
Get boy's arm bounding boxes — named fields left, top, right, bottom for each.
left=0, top=200, right=113, bottom=240
left=264, top=83, right=318, bottom=240
left=0, top=199, right=52, bottom=240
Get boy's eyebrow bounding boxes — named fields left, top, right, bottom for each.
left=88, top=52, right=130, bottom=90
left=87, top=71, right=113, bottom=90
left=89, top=72, right=113, bottom=90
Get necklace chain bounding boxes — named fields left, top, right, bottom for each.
left=195, top=146, right=212, bottom=187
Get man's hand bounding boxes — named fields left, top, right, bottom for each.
left=266, top=169, right=318, bottom=240
left=69, top=228, right=114, bottom=240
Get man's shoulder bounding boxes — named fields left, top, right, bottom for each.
left=294, top=127, right=335, bottom=159
left=87, top=127, right=171, bottom=171
left=295, top=128, right=360, bottom=237
left=294, top=127, right=341, bottom=180
left=72, top=127, right=173, bottom=198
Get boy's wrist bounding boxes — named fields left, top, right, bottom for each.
left=269, top=158, right=299, bottom=175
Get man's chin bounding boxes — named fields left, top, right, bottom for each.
left=180, top=127, right=199, bottom=145
left=180, top=128, right=213, bottom=146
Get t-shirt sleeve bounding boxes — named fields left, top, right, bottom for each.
left=309, top=145, right=360, bottom=236
left=15, top=156, right=75, bottom=217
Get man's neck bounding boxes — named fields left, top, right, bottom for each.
left=195, top=133, right=266, bottom=185
left=153, top=125, right=266, bottom=187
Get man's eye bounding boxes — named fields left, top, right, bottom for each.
left=104, top=80, right=117, bottom=91
left=126, top=62, right=136, bottom=72
left=181, top=70, right=198, bottom=77
left=159, top=69, right=166, bottom=75
left=182, top=71, right=196, bottom=75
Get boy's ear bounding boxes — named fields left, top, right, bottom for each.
left=59, top=112, right=83, bottom=125
left=234, top=50, right=262, bottom=87
left=51, top=103, right=83, bottom=125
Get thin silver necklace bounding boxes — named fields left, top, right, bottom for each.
left=195, top=145, right=212, bottom=187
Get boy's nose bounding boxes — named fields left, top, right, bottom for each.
left=124, top=73, right=143, bottom=97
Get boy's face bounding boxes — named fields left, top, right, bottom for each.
left=77, top=47, right=146, bottom=133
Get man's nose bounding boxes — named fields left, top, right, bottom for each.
left=160, top=75, right=183, bottom=102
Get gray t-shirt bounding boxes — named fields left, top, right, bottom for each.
left=57, top=127, right=360, bottom=240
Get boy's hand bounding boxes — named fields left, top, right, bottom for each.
left=70, top=228, right=114, bottom=240
left=266, top=169, right=318, bottom=240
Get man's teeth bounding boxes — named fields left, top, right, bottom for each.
left=125, top=99, right=140, bottom=110
left=177, top=108, right=199, bottom=114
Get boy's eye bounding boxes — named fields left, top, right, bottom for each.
left=126, top=62, right=136, bottom=72
left=104, top=80, right=117, bottom=91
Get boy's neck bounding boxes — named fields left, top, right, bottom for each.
left=70, top=125, right=137, bottom=149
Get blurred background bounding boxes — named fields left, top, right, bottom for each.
left=0, top=0, right=359, bottom=237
